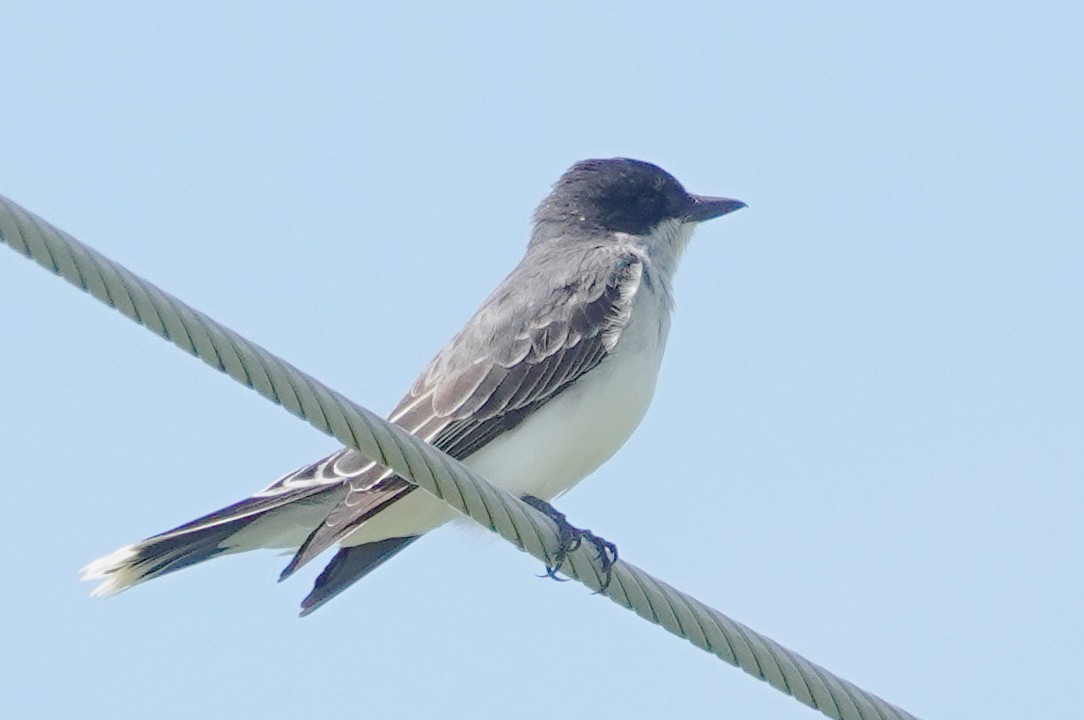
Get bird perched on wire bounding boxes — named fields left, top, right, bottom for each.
left=84, top=157, right=745, bottom=614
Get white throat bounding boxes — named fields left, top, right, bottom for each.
left=617, top=218, right=696, bottom=310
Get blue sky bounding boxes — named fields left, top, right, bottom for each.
left=2, top=3, right=1081, bottom=718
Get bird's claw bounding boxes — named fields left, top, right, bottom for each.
left=521, top=495, right=618, bottom=592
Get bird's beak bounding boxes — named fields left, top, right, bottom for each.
left=684, top=195, right=747, bottom=223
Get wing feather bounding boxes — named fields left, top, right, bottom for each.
left=281, top=248, right=647, bottom=576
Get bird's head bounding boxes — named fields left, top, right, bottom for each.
left=533, top=158, right=745, bottom=238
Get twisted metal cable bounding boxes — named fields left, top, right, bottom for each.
left=0, top=193, right=920, bottom=720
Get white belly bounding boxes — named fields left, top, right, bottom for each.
left=342, top=293, right=670, bottom=545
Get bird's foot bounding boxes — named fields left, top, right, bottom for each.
left=521, top=495, right=618, bottom=592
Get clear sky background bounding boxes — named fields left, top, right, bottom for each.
left=2, top=3, right=1081, bottom=719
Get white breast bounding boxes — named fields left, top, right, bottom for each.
left=341, top=282, right=673, bottom=545
left=472, top=294, right=669, bottom=500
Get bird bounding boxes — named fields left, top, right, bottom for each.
left=82, top=157, right=745, bottom=615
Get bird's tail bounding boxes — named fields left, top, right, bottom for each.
left=82, top=485, right=341, bottom=596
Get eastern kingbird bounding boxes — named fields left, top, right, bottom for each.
left=83, top=158, right=745, bottom=614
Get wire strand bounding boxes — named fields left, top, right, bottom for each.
left=0, top=193, right=920, bottom=720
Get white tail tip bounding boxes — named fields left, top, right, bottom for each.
left=81, top=545, right=141, bottom=597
